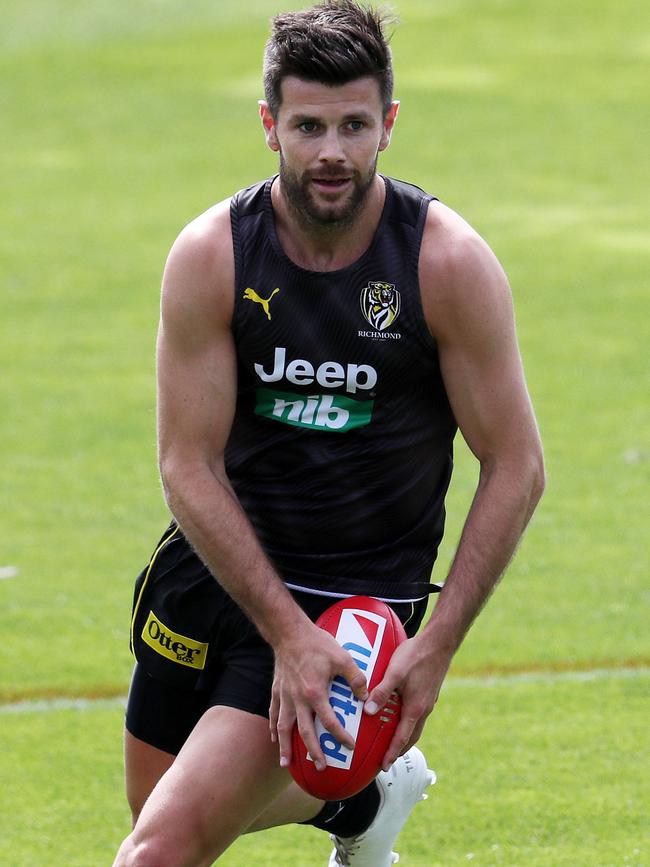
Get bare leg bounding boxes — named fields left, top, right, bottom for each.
left=246, top=782, right=324, bottom=832
left=123, top=724, right=324, bottom=833
left=114, top=706, right=295, bottom=867
left=124, top=730, right=175, bottom=826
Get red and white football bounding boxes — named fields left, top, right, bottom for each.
left=289, top=595, right=407, bottom=800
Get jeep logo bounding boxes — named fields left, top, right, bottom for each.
left=254, top=347, right=377, bottom=395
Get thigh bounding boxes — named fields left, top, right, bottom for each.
left=125, top=663, right=210, bottom=755
left=124, top=664, right=212, bottom=822
left=124, top=706, right=292, bottom=865
left=124, top=731, right=175, bottom=826
left=123, top=636, right=279, bottom=839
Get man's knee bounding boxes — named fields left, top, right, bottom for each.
left=114, top=834, right=179, bottom=867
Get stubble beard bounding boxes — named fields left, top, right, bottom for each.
left=278, top=152, right=378, bottom=234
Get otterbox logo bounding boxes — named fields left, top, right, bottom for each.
left=142, top=611, right=208, bottom=669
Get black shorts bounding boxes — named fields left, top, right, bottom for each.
left=126, top=525, right=428, bottom=755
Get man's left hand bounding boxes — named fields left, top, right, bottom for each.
left=364, top=634, right=451, bottom=771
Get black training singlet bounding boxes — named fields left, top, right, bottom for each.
left=224, top=175, right=457, bottom=602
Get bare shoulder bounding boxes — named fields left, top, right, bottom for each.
left=419, top=200, right=513, bottom=342
left=161, top=198, right=235, bottom=327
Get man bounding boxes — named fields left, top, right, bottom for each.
left=114, top=1, right=545, bottom=865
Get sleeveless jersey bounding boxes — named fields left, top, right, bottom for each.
left=224, top=175, right=457, bottom=602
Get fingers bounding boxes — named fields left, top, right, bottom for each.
left=365, top=679, right=417, bottom=772
left=364, top=666, right=400, bottom=718
left=364, top=684, right=391, bottom=717
left=275, top=697, right=296, bottom=769
left=381, top=711, right=426, bottom=771
left=269, top=681, right=280, bottom=744
left=312, top=691, right=357, bottom=752
left=364, top=637, right=414, bottom=716
left=270, top=643, right=368, bottom=772
left=271, top=671, right=295, bottom=766
left=275, top=691, right=358, bottom=771
left=296, top=694, right=355, bottom=771
left=342, top=659, right=369, bottom=702
left=362, top=640, right=436, bottom=771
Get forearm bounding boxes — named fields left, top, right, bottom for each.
left=364, top=457, right=543, bottom=764
left=422, top=456, right=544, bottom=656
left=161, top=459, right=310, bottom=647
left=162, top=458, right=371, bottom=765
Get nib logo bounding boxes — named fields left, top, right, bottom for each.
left=313, top=609, right=387, bottom=769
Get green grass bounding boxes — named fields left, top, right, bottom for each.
left=2, top=672, right=647, bottom=865
left=1, top=0, right=648, bottom=864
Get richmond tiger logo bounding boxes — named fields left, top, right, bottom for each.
left=360, top=282, right=401, bottom=332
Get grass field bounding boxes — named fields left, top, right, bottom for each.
left=1, top=0, right=648, bottom=864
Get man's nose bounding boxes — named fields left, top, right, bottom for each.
left=317, top=128, right=346, bottom=163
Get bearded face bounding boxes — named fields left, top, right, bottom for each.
left=278, top=151, right=378, bottom=230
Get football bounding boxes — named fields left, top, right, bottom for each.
left=289, top=595, right=407, bottom=800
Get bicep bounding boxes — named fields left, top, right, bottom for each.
left=156, top=216, right=236, bottom=475
left=424, top=223, right=540, bottom=465
left=157, top=317, right=237, bottom=472
left=439, top=295, right=537, bottom=466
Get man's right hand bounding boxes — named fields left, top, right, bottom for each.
left=269, top=623, right=369, bottom=771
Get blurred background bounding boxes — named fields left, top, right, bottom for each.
left=1, top=1, right=648, bottom=864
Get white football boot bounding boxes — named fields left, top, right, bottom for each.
left=327, top=747, right=436, bottom=866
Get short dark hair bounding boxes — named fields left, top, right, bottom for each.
left=263, top=0, right=395, bottom=117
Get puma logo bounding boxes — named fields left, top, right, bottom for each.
left=243, top=287, right=281, bottom=320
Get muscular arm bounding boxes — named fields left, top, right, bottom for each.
left=156, top=203, right=366, bottom=768
left=157, top=205, right=298, bottom=648
left=421, top=203, right=545, bottom=653
left=367, top=203, right=545, bottom=766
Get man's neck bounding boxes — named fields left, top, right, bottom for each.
left=270, top=175, right=386, bottom=273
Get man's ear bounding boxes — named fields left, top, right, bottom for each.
left=259, top=100, right=280, bottom=152
left=378, top=100, right=400, bottom=152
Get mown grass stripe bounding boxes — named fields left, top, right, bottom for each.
left=2, top=665, right=648, bottom=714
left=0, top=683, right=128, bottom=704
left=1, top=696, right=127, bottom=714
left=444, top=666, right=650, bottom=689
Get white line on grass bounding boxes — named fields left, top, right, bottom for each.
left=443, top=666, right=650, bottom=689
left=1, top=696, right=126, bottom=715
left=2, top=666, right=648, bottom=714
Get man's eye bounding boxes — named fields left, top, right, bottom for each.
left=347, top=121, right=364, bottom=131
left=299, top=122, right=318, bottom=133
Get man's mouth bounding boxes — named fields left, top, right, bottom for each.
left=311, top=177, right=351, bottom=190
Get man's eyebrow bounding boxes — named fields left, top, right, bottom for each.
left=342, top=111, right=375, bottom=122
left=287, top=113, right=319, bottom=123
left=285, top=110, right=377, bottom=126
